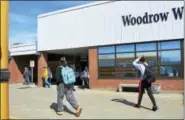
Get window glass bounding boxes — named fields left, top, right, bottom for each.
left=115, top=68, right=136, bottom=77
left=98, top=54, right=115, bottom=60
left=136, top=52, right=157, bottom=66
left=97, top=40, right=183, bottom=79
left=158, top=41, right=180, bottom=50
left=136, top=43, right=156, bottom=51
left=160, top=66, right=181, bottom=77
left=98, top=46, right=115, bottom=54
left=116, top=53, right=135, bottom=68
left=99, top=67, right=115, bottom=77
left=99, top=61, right=115, bottom=67
left=159, top=50, right=181, bottom=65
left=116, top=44, right=134, bottom=52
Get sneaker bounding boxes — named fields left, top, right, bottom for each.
left=134, top=104, right=141, bottom=108
left=152, top=106, right=158, bottom=111
left=76, top=107, right=82, bottom=117
left=56, top=111, right=63, bottom=115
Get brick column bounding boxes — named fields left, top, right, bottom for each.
left=8, top=57, right=24, bottom=84
left=37, top=52, right=48, bottom=87
left=88, top=47, right=98, bottom=89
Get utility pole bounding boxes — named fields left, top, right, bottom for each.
left=0, top=1, right=10, bottom=119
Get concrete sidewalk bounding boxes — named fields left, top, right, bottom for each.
left=9, top=84, right=184, bottom=119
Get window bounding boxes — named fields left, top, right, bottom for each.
left=115, top=44, right=136, bottom=78
left=136, top=43, right=156, bottom=51
left=98, top=46, right=115, bottom=77
left=98, top=46, right=115, bottom=54
left=99, top=54, right=115, bottom=67
left=158, top=40, right=182, bottom=78
left=116, top=44, right=134, bottom=52
left=97, top=40, right=184, bottom=79
left=158, top=41, right=180, bottom=50
left=159, top=50, right=181, bottom=65
left=160, top=66, right=181, bottom=77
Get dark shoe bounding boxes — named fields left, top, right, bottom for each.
left=134, top=104, right=141, bottom=108
left=152, top=106, right=158, bottom=111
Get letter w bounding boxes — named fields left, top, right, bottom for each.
left=160, top=12, right=169, bottom=21
left=172, top=7, right=184, bottom=20
left=122, top=15, right=130, bottom=26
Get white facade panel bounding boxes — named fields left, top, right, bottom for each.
left=37, top=1, right=184, bottom=51
left=9, top=43, right=37, bottom=56
left=10, top=51, right=37, bottom=56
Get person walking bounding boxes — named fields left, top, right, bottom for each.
left=23, top=67, right=31, bottom=85
left=132, top=56, right=158, bottom=111
left=81, top=66, right=89, bottom=89
left=43, top=66, right=51, bottom=88
left=56, top=57, right=82, bottom=117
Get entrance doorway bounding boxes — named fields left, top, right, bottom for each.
left=47, top=47, right=89, bottom=86
left=74, top=55, right=88, bottom=86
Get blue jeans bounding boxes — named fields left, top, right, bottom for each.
left=45, top=77, right=51, bottom=88
left=24, top=76, right=30, bottom=85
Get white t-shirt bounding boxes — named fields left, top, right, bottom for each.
left=132, top=57, right=148, bottom=80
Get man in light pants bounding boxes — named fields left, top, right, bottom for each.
left=56, top=57, right=82, bottom=117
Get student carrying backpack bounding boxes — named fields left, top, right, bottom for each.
left=55, top=57, right=82, bottom=117
left=132, top=56, right=158, bottom=111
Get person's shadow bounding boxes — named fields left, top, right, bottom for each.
left=50, top=103, right=76, bottom=116
left=111, top=98, right=153, bottom=111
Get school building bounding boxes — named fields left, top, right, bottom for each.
left=9, top=1, right=184, bottom=92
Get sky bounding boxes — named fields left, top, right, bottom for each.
left=9, top=1, right=92, bottom=45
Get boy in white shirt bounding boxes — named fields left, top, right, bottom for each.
left=133, top=56, right=158, bottom=111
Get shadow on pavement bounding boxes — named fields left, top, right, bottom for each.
left=18, top=87, right=31, bottom=89
left=50, top=103, right=76, bottom=116
left=111, top=98, right=152, bottom=111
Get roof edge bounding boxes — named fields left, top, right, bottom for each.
left=37, top=1, right=114, bottom=18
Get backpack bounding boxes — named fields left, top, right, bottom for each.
left=143, top=65, right=156, bottom=83
left=61, top=66, right=76, bottom=84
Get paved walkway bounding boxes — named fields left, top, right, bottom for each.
left=9, top=84, right=184, bottom=119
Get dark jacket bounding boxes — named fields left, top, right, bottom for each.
left=56, top=66, right=64, bottom=85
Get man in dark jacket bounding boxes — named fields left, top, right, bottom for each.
left=56, top=57, right=82, bottom=117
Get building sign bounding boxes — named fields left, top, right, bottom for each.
left=30, top=60, right=35, bottom=68
left=122, top=6, right=184, bottom=26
